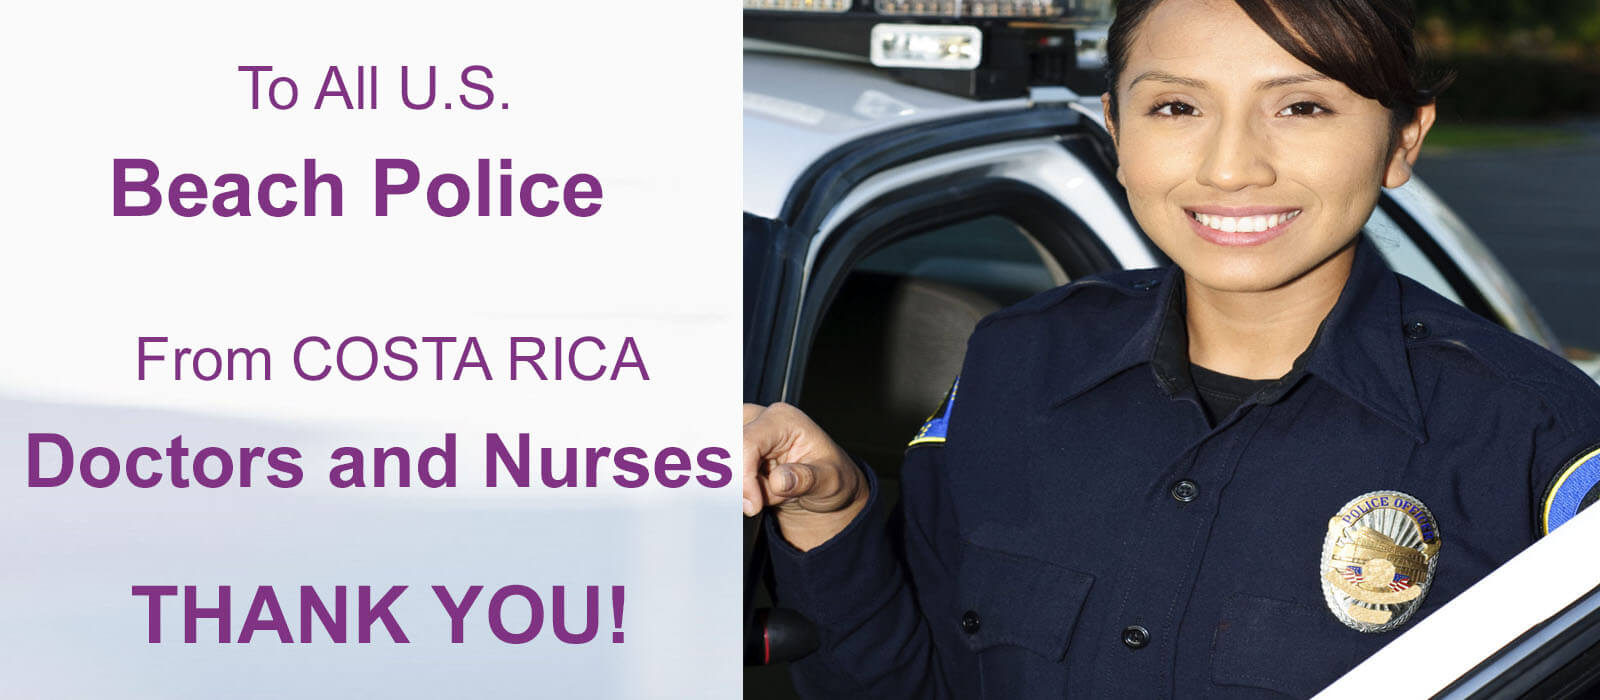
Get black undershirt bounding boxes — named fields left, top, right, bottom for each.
left=1150, top=273, right=1316, bottom=424
left=1189, top=364, right=1276, bottom=424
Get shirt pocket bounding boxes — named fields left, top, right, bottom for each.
left=958, top=541, right=1095, bottom=698
left=1210, top=593, right=1369, bottom=698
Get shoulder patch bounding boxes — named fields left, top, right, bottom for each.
left=908, top=377, right=958, bottom=448
left=1541, top=443, right=1600, bottom=535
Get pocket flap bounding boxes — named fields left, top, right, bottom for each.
left=1212, top=593, right=1370, bottom=697
left=958, top=542, right=1095, bottom=660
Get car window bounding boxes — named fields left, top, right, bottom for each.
left=852, top=214, right=1066, bottom=306
left=800, top=210, right=1075, bottom=483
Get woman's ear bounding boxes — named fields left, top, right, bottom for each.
left=1101, top=92, right=1117, bottom=143
left=1101, top=92, right=1126, bottom=186
left=1384, top=102, right=1437, bottom=189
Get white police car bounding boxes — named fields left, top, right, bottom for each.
left=741, top=3, right=1600, bottom=698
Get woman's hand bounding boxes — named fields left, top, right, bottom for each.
left=742, top=402, right=870, bottom=551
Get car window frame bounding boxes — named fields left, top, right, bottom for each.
left=746, top=106, right=1100, bottom=405
left=1374, top=194, right=1502, bottom=326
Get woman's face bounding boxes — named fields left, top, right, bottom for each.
left=1103, top=0, right=1434, bottom=294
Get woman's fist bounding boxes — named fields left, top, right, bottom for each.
left=742, top=402, right=869, bottom=551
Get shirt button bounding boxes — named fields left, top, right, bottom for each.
left=961, top=610, right=981, bottom=635
left=1404, top=321, right=1430, bottom=340
left=1170, top=479, right=1199, bottom=503
left=1121, top=625, right=1150, bottom=649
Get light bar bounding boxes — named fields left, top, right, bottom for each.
left=874, top=0, right=1064, bottom=17
left=869, top=24, right=982, bottom=70
left=743, top=0, right=852, bottom=12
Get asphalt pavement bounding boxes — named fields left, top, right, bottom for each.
left=1415, top=121, right=1600, bottom=350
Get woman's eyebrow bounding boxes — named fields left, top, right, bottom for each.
left=1127, top=70, right=1334, bottom=91
left=1257, top=72, right=1332, bottom=89
left=1128, top=70, right=1206, bottom=89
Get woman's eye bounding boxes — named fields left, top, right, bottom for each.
left=1278, top=101, right=1329, bottom=117
left=1149, top=101, right=1198, bottom=117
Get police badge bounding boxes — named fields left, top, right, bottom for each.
left=1320, top=491, right=1440, bottom=633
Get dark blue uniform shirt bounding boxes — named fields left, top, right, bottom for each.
left=767, top=238, right=1600, bottom=698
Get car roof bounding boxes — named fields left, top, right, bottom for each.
left=743, top=45, right=1031, bottom=220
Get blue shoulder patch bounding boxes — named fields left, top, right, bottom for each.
left=908, top=377, right=958, bottom=448
left=1542, top=443, right=1600, bottom=535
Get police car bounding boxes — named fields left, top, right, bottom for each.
left=741, top=3, right=1600, bottom=698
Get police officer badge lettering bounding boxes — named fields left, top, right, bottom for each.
left=1320, top=491, right=1441, bottom=633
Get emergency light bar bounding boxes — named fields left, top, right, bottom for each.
left=742, top=0, right=1110, bottom=18
left=874, top=0, right=1063, bottom=17
left=740, top=0, right=1075, bottom=16
left=743, top=0, right=851, bottom=12
left=745, top=0, right=1112, bottom=99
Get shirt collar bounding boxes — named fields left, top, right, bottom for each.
left=1051, top=238, right=1427, bottom=443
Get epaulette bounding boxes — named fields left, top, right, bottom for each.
left=977, top=268, right=1168, bottom=329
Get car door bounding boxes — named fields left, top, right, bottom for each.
left=742, top=101, right=1159, bottom=697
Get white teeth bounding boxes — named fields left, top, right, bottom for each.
left=1191, top=209, right=1300, bottom=234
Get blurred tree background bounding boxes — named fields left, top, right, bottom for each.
left=1415, top=0, right=1600, bottom=121
left=1406, top=0, right=1600, bottom=352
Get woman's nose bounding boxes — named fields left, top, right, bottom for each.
left=1196, top=114, right=1277, bottom=191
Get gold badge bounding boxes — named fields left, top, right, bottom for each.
left=1319, top=490, right=1441, bottom=633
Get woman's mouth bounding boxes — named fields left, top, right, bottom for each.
left=1185, top=208, right=1301, bottom=246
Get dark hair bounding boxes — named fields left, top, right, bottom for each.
left=1105, top=0, right=1454, bottom=130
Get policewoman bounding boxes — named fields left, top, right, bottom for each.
left=740, top=0, right=1600, bottom=696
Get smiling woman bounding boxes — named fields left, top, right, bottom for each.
left=1102, top=0, right=1440, bottom=377
left=742, top=0, right=1600, bottom=697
